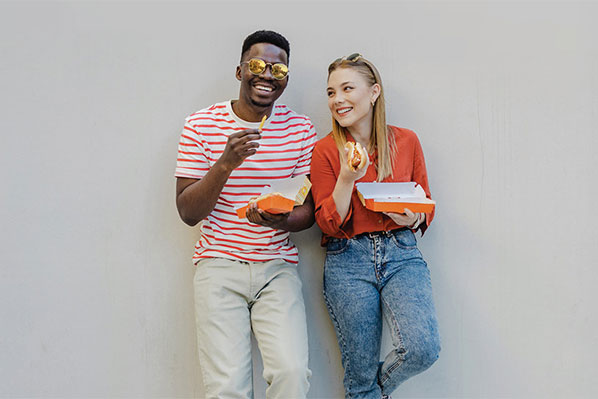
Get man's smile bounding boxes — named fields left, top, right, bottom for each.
left=253, top=81, right=276, bottom=93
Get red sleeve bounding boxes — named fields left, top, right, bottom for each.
left=411, top=132, right=435, bottom=234
left=310, top=138, right=352, bottom=237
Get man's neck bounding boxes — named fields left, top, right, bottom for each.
left=231, top=100, right=273, bottom=123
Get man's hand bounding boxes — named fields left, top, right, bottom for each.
left=246, top=201, right=290, bottom=229
left=218, top=128, right=261, bottom=171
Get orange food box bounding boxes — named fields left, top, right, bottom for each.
left=356, top=182, right=436, bottom=213
left=236, top=175, right=312, bottom=219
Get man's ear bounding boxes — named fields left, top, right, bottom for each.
left=235, top=66, right=242, bottom=81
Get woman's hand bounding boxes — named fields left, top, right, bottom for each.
left=383, top=208, right=423, bottom=228
left=338, top=144, right=369, bottom=183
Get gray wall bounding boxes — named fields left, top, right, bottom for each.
left=1, top=1, right=597, bottom=398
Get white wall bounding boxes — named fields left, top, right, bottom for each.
left=1, top=1, right=597, bottom=398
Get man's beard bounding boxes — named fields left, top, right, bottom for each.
left=250, top=97, right=273, bottom=108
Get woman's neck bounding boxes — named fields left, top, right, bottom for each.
left=347, top=118, right=373, bottom=148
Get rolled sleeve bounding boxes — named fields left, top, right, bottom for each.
left=315, top=195, right=353, bottom=237
left=411, top=132, right=435, bottom=232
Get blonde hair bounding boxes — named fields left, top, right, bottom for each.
left=328, top=54, right=395, bottom=181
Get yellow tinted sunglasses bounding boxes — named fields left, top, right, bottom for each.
left=241, top=58, right=289, bottom=80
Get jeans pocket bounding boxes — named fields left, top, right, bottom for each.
left=326, top=237, right=348, bottom=255
left=390, top=229, right=418, bottom=250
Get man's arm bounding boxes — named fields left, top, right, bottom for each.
left=176, top=129, right=261, bottom=226
left=285, top=192, right=315, bottom=231
left=175, top=167, right=230, bottom=226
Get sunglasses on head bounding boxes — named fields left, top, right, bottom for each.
left=334, top=53, right=363, bottom=63
left=240, top=58, right=289, bottom=80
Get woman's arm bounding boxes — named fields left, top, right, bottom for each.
left=310, top=139, right=368, bottom=236
left=332, top=148, right=369, bottom=221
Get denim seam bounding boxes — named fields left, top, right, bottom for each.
left=373, top=237, right=382, bottom=283
left=323, top=288, right=354, bottom=394
left=326, top=239, right=349, bottom=255
left=379, top=294, right=407, bottom=386
left=389, top=233, right=417, bottom=250
left=326, top=248, right=347, bottom=255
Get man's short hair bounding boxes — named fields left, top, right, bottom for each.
left=241, top=30, right=290, bottom=61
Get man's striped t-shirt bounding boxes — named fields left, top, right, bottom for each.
left=175, top=100, right=317, bottom=265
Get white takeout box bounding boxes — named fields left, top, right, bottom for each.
left=236, top=175, right=312, bottom=218
left=355, top=182, right=436, bottom=213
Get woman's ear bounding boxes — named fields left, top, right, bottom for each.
left=371, top=83, right=381, bottom=104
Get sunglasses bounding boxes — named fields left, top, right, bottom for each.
left=240, top=58, right=289, bottom=80
left=334, top=53, right=363, bottom=63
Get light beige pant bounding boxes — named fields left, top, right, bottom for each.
left=194, top=257, right=311, bottom=399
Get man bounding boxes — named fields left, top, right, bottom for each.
left=175, top=30, right=316, bottom=398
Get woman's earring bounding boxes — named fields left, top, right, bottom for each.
left=371, top=99, right=376, bottom=106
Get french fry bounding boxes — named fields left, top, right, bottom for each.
left=258, top=115, right=267, bottom=131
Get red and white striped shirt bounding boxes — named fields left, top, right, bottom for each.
left=175, top=101, right=317, bottom=265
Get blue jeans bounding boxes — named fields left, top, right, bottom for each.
left=323, top=229, right=440, bottom=398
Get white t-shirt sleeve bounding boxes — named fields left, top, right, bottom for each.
left=174, top=120, right=210, bottom=179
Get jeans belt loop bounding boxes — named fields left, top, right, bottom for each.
left=367, top=230, right=389, bottom=239
left=366, top=228, right=407, bottom=239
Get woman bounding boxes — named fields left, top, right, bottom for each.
left=310, top=53, right=441, bottom=398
